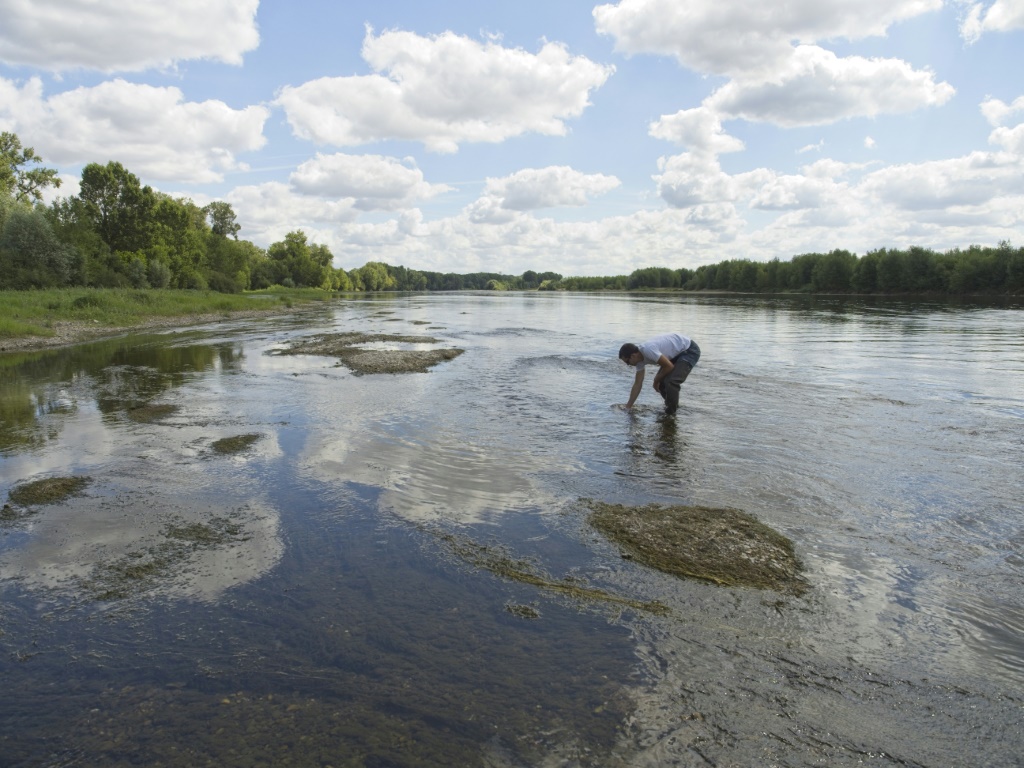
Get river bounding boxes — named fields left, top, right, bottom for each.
left=1, top=292, right=1022, bottom=767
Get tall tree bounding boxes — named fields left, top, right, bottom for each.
left=78, top=161, right=156, bottom=254
left=0, top=207, right=78, bottom=289
left=1, top=132, right=61, bottom=203
left=203, top=201, right=241, bottom=239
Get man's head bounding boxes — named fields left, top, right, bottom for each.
left=619, top=343, right=641, bottom=366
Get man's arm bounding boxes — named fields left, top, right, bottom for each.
left=624, top=369, right=644, bottom=407
left=651, top=354, right=674, bottom=392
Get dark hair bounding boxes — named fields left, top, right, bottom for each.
left=618, top=343, right=639, bottom=360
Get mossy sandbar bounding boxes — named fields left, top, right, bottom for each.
left=276, top=332, right=464, bottom=374
left=587, top=501, right=808, bottom=595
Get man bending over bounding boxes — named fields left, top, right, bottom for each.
left=618, top=332, right=701, bottom=415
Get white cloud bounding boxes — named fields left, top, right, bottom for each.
left=594, top=0, right=942, bottom=77
left=226, top=132, right=1024, bottom=276
left=749, top=168, right=848, bottom=211
left=480, top=166, right=621, bottom=211
left=649, top=106, right=745, bottom=154
left=658, top=139, right=1023, bottom=222
left=989, top=123, right=1024, bottom=154
left=640, top=110, right=1024, bottom=260
left=859, top=151, right=1024, bottom=211
left=322, top=206, right=750, bottom=275
left=275, top=28, right=613, bottom=152
left=289, top=153, right=453, bottom=211
left=0, top=0, right=259, bottom=72
left=865, top=136, right=877, bottom=149
left=706, top=46, right=954, bottom=127
left=653, top=152, right=773, bottom=208
left=0, top=77, right=268, bottom=183
left=980, top=95, right=1024, bottom=126
left=797, top=140, right=826, bottom=154
left=227, top=182, right=358, bottom=247
left=961, top=0, right=1024, bottom=42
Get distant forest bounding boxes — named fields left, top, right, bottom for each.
left=3, top=132, right=1022, bottom=296
left=547, top=244, right=1024, bottom=295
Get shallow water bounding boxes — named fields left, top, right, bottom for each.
left=1, top=293, right=1022, bottom=767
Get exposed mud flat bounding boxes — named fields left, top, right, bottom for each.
left=587, top=501, right=808, bottom=595
left=274, top=332, right=464, bottom=374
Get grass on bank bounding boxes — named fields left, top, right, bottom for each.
left=0, top=287, right=336, bottom=340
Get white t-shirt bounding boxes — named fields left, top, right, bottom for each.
left=636, top=333, right=691, bottom=371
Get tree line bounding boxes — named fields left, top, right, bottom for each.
left=0, top=132, right=564, bottom=294
left=2, top=132, right=1021, bottom=296
left=550, top=245, right=1024, bottom=294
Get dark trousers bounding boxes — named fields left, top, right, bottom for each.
left=658, top=341, right=700, bottom=414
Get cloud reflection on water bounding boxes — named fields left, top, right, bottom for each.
left=302, top=425, right=553, bottom=525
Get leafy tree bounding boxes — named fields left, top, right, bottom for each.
left=267, top=231, right=335, bottom=288
left=151, top=194, right=208, bottom=287
left=851, top=250, right=880, bottom=293
left=203, top=201, right=241, bottom=239
left=1005, top=244, right=1024, bottom=293
left=1, top=132, right=61, bottom=203
left=787, top=253, right=821, bottom=291
left=0, top=207, right=78, bottom=288
left=875, top=249, right=908, bottom=292
left=729, top=260, right=759, bottom=292
left=78, top=161, right=156, bottom=254
left=333, top=268, right=354, bottom=291
left=810, top=250, right=857, bottom=293
left=356, top=261, right=397, bottom=291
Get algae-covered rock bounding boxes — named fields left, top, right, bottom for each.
left=7, top=475, right=92, bottom=507
left=211, top=433, right=262, bottom=454
left=587, top=501, right=808, bottom=595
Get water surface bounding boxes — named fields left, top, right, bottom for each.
left=1, top=293, right=1022, bottom=766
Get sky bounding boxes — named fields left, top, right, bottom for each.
left=1, top=0, right=1023, bottom=276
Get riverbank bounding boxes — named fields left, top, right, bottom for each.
left=0, top=288, right=334, bottom=354
left=0, top=309, right=297, bottom=354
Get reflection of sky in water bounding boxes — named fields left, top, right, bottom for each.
left=0, top=491, right=282, bottom=603
left=302, top=425, right=554, bottom=525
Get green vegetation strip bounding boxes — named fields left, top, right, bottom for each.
left=438, top=531, right=669, bottom=615
left=0, top=287, right=326, bottom=341
left=587, top=501, right=809, bottom=595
